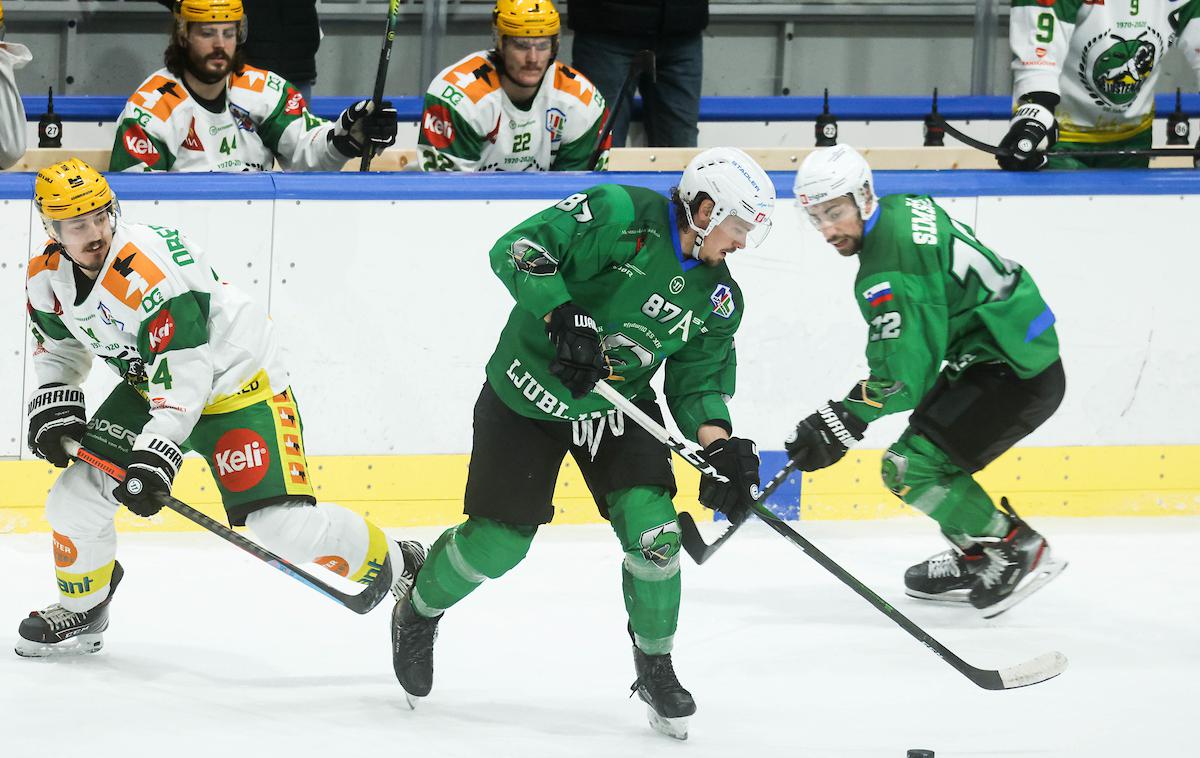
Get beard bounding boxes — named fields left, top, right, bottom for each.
left=186, top=51, right=231, bottom=85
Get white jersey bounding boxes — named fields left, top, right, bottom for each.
left=1010, top=0, right=1200, bottom=142
left=417, top=50, right=609, bottom=172
left=110, top=65, right=348, bottom=172
left=0, top=40, right=30, bottom=169
left=26, top=222, right=288, bottom=446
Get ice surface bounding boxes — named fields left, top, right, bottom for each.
left=1, top=517, right=1195, bottom=757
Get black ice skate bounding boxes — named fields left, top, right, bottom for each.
left=904, top=542, right=984, bottom=603
left=969, top=499, right=1067, bottom=619
left=630, top=643, right=696, bottom=740
left=16, top=561, right=124, bottom=658
left=390, top=544, right=439, bottom=709
left=390, top=540, right=426, bottom=602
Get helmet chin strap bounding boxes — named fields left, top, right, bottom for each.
left=681, top=202, right=712, bottom=258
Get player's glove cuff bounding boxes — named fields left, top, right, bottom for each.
left=113, top=433, right=183, bottom=517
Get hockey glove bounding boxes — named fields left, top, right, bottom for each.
left=699, top=437, right=760, bottom=523
left=546, top=302, right=608, bottom=399
left=27, top=383, right=86, bottom=468
left=785, top=401, right=867, bottom=471
left=113, top=433, right=183, bottom=518
left=331, top=99, right=399, bottom=159
left=997, top=92, right=1059, bottom=171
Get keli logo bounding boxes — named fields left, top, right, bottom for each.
left=423, top=104, right=455, bottom=149
left=284, top=89, right=304, bottom=116
left=147, top=309, right=175, bottom=353
left=213, top=428, right=270, bottom=492
left=123, top=124, right=160, bottom=166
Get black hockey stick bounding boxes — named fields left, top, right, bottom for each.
left=591, top=382, right=1068, bottom=690
left=64, top=440, right=394, bottom=615
left=676, top=456, right=801, bottom=564
left=589, top=49, right=656, bottom=169
left=932, top=114, right=1199, bottom=160
left=359, top=0, right=403, bottom=172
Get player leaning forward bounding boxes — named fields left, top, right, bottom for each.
left=787, top=145, right=1067, bottom=618
left=391, top=148, right=774, bottom=738
left=110, top=0, right=396, bottom=172
left=17, top=159, right=423, bottom=657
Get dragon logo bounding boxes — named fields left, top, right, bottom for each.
left=1079, top=31, right=1161, bottom=108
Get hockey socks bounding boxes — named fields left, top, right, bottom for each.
left=410, top=517, right=536, bottom=617
left=608, top=486, right=681, bottom=656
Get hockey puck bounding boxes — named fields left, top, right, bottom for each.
left=907, top=751, right=934, bottom=758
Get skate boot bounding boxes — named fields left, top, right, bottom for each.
left=390, top=540, right=426, bottom=602
left=904, top=540, right=984, bottom=603
left=16, top=561, right=124, bottom=658
left=969, top=498, right=1067, bottom=618
left=390, top=545, right=439, bottom=709
left=630, top=642, right=696, bottom=740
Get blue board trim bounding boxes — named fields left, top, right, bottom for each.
left=22, top=94, right=1200, bottom=123
left=2, top=169, right=1199, bottom=201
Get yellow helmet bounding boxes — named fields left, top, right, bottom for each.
left=0, top=0, right=7, bottom=40
left=174, top=0, right=247, bottom=43
left=34, top=158, right=119, bottom=239
left=493, top=0, right=560, bottom=38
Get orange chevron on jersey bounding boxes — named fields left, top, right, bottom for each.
left=443, top=55, right=500, bottom=104
left=100, top=242, right=166, bottom=310
left=27, top=243, right=62, bottom=279
left=230, top=65, right=272, bottom=93
left=553, top=62, right=595, bottom=107
left=134, top=75, right=190, bottom=122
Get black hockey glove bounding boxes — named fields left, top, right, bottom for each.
left=785, top=401, right=867, bottom=472
left=546, top=302, right=607, bottom=399
left=113, top=434, right=183, bottom=518
left=698, top=437, right=760, bottom=523
left=997, top=92, right=1059, bottom=171
left=332, top=99, right=399, bottom=159
left=26, top=383, right=86, bottom=468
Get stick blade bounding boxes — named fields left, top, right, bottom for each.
left=995, top=651, right=1069, bottom=690
left=677, top=511, right=709, bottom=563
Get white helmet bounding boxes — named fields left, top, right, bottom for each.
left=794, top=144, right=878, bottom=222
left=678, top=147, right=775, bottom=254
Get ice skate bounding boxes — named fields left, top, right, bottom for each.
left=389, top=540, right=426, bottom=602
left=630, top=644, right=696, bottom=740
left=904, top=541, right=984, bottom=603
left=16, top=561, right=124, bottom=658
left=970, top=499, right=1067, bottom=619
left=390, top=544, right=439, bottom=709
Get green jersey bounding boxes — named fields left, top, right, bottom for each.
left=485, top=184, right=742, bottom=441
left=845, top=194, right=1060, bottom=424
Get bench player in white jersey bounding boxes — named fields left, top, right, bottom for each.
left=1003, top=0, right=1200, bottom=169
left=110, top=0, right=396, bottom=172
left=17, top=159, right=424, bottom=657
left=417, top=0, right=610, bottom=172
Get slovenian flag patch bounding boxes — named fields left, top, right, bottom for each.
left=863, top=282, right=893, bottom=307
left=710, top=284, right=736, bottom=318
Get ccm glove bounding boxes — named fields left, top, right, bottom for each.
left=27, top=383, right=86, bottom=468
left=331, top=99, right=399, bottom=159
left=546, top=303, right=608, bottom=399
left=785, top=401, right=867, bottom=471
left=113, top=433, right=183, bottom=517
left=698, top=437, right=760, bottom=523
left=997, top=92, right=1059, bottom=171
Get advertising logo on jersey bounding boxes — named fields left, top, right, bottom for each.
left=183, top=118, right=204, bottom=152
left=545, top=108, right=566, bottom=143
left=146, top=308, right=175, bottom=354
left=710, top=284, right=736, bottom=319
left=423, top=104, right=456, bottom=149
left=862, top=281, right=894, bottom=307
left=53, top=532, right=78, bottom=568
left=284, top=87, right=305, bottom=116
left=122, top=124, right=160, bottom=167
left=228, top=103, right=257, bottom=133
left=101, top=243, right=165, bottom=311
left=213, top=428, right=271, bottom=492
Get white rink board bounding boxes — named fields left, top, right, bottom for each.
left=5, top=191, right=1200, bottom=457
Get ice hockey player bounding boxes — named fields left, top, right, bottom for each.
left=18, top=158, right=422, bottom=657
left=1003, top=0, right=1200, bottom=169
left=417, top=0, right=610, bottom=171
left=110, top=0, right=396, bottom=172
left=787, top=145, right=1067, bottom=618
left=391, top=148, right=775, bottom=739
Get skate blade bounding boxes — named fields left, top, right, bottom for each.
left=905, top=588, right=971, bottom=604
left=646, top=706, right=689, bottom=740
left=979, top=559, right=1068, bottom=619
left=403, top=691, right=422, bottom=710
left=14, top=633, right=104, bottom=658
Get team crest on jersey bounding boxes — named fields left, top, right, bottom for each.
left=228, top=103, right=257, bottom=132
left=1079, top=30, right=1161, bottom=108
left=639, top=522, right=681, bottom=568
left=545, top=108, right=566, bottom=142
left=710, top=284, right=735, bottom=319
left=863, top=281, right=893, bottom=307
left=509, top=238, right=559, bottom=276
left=97, top=301, right=125, bottom=331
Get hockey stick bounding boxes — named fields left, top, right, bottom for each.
left=932, top=114, right=1199, bottom=160
left=589, top=49, right=656, bottom=170
left=359, top=0, right=403, bottom=172
left=63, top=439, right=393, bottom=615
left=676, top=456, right=801, bottom=564
left=591, top=381, right=1068, bottom=690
